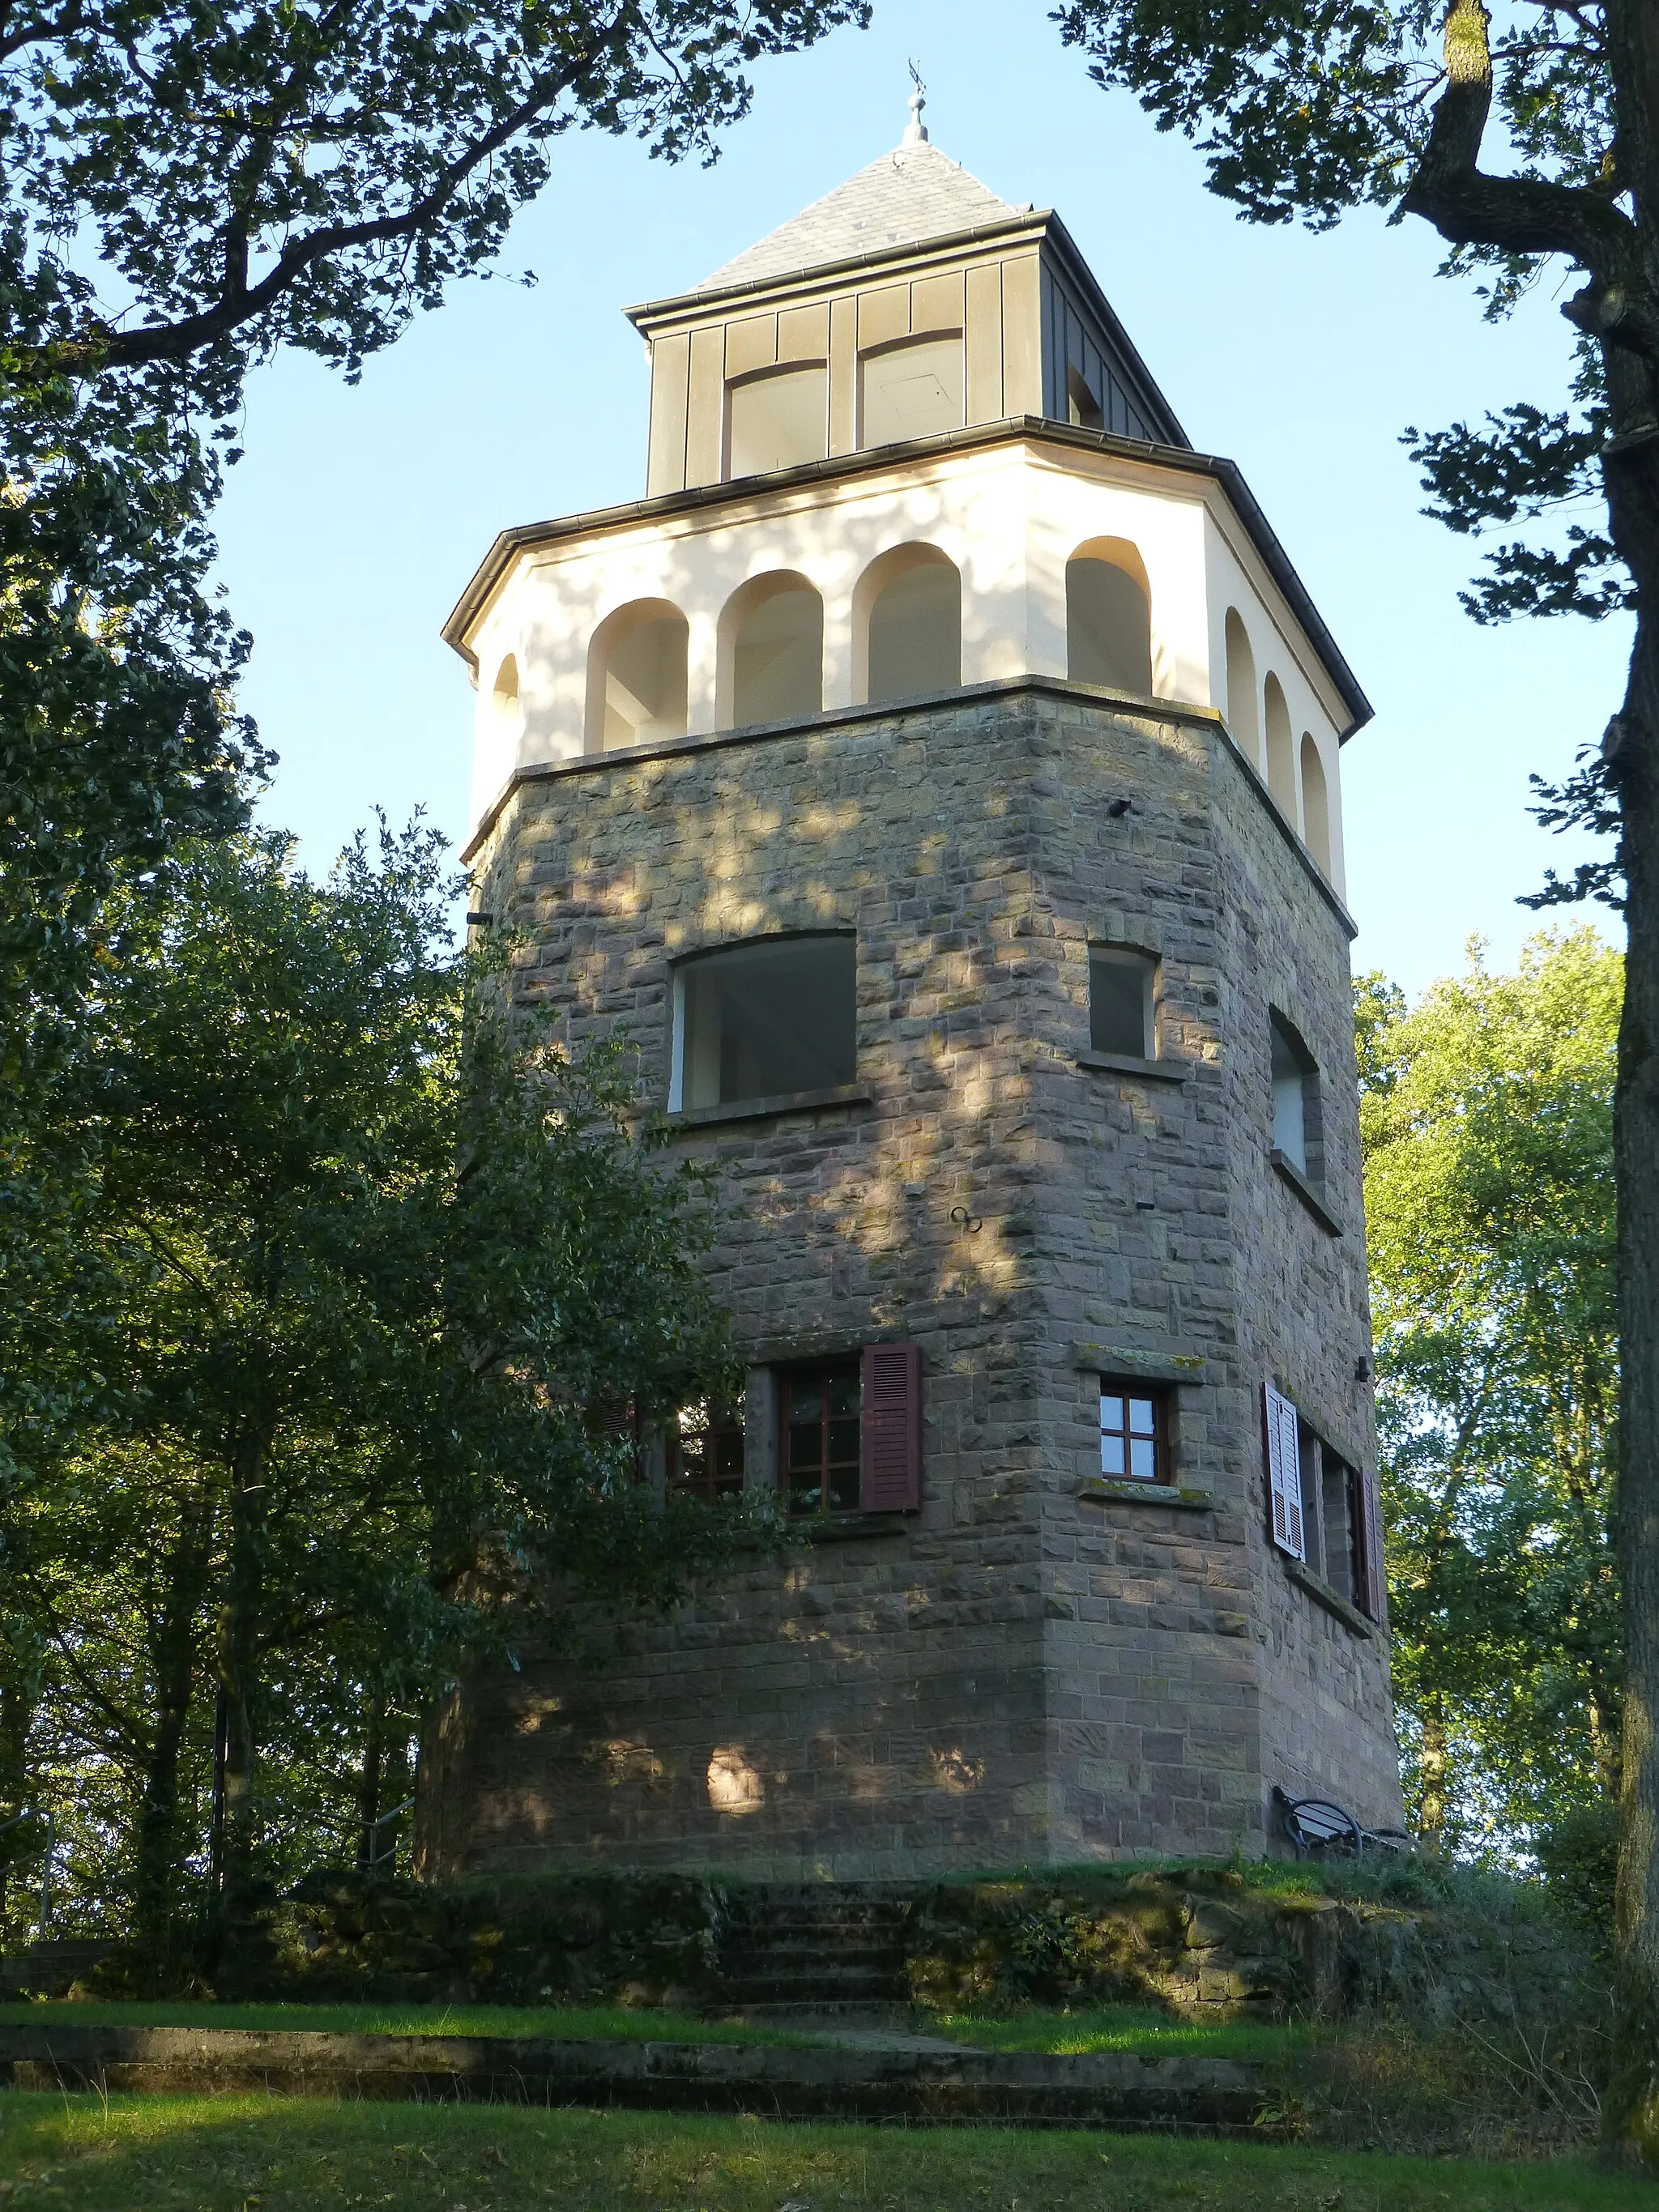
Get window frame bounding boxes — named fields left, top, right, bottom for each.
left=667, top=1400, right=747, bottom=1507
left=667, top=930, right=858, bottom=1116
left=1089, top=945, right=1158, bottom=1061
left=1098, top=1378, right=1171, bottom=1485
left=777, top=1357, right=864, bottom=1521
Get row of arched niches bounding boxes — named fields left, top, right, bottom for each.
left=489, top=540, right=1335, bottom=879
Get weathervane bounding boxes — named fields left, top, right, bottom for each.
left=902, top=60, right=929, bottom=146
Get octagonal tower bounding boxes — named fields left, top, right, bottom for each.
left=420, top=105, right=1403, bottom=1879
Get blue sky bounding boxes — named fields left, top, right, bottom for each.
left=210, top=0, right=1626, bottom=999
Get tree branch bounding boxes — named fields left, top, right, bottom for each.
left=86, top=11, right=633, bottom=374
left=1401, top=0, right=1657, bottom=364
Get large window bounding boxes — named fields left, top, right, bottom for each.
left=1265, top=1383, right=1383, bottom=1620
left=777, top=1344, right=923, bottom=1519
left=727, top=364, right=829, bottom=479
left=781, top=1362, right=862, bottom=1518
left=859, top=335, right=964, bottom=448
left=672, top=934, right=855, bottom=1113
left=1099, top=1383, right=1167, bottom=1483
left=1090, top=948, right=1156, bottom=1060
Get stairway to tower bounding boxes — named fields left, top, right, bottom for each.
left=713, top=1884, right=913, bottom=2018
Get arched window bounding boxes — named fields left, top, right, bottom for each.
left=856, top=546, right=962, bottom=705
left=1224, top=609, right=1259, bottom=765
left=585, top=599, right=689, bottom=753
left=859, top=335, right=964, bottom=448
left=493, top=653, right=519, bottom=712
left=1264, top=673, right=1297, bottom=819
left=1300, top=732, right=1333, bottom=876
left=1066, top=540, right=1152, bottom=695
left=726, top=363, right=828, bottom=479
left=720, top=573, right=824, bottom=728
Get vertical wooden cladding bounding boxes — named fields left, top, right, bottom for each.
left=646, top=332, right=691, bottom=498
left=999, top=250, right=1043, bottom=418
left=685, top=324, right=727, bottom=488
left=860, top=1342, right=922, bottom=1512
left=1264, top=1383, right=1304, bottom=1560
left=965, top=262, right=1004, bottom=424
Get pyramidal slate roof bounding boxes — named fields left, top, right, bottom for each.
left=701, top=137, right=1028, bottom=293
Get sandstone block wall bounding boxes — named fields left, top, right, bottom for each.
left=419, top=680, right=1401, bottom=1881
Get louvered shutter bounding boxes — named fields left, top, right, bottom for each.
left=1264, top=1383, right=1305, bottom=1560
left=861, top=1343, right=922, bottom=1512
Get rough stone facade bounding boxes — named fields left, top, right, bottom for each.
left=418, top=677, right=1403, bottom=1880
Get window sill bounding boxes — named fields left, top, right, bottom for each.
left=797, top=1511, right=912, bottom=1542
left=1270, top=1149, right=1342, bottom=1237
left=1285, top=1556, right=1374, bottom=1638
left=1077, top=1478, right=1215, bottom=1511
left=667, top=1082, right=872, bottom=1131
left=1077, top=1051, right=1189, bottom=1084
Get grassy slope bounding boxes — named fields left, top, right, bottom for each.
left=0, top=2001, right=821, bottom=2047
left=927, top=2006, right=1315, bottom=2058
left=0, top=2095, right=1643, bottom=2211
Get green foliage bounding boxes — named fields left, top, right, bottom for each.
left=1358, top=931, right=1620, bottom=1865
left=0, top=0, right=868, bottom=1052
left=1047, top=2, right=1632, bottom=891
left=0, top=825, right=761, bottom=1953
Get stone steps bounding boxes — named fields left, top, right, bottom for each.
left=713, top=1884, right=911, bottom=2010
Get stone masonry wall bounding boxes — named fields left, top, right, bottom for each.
left=420, top=680, right=1400, bottom=1880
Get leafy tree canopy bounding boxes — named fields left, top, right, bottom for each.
left=1359, top=929, right=1618, bottom=1866
left=0, top=0, right=868, bottom=1054
left=0, top=821, right=764, bottom=1958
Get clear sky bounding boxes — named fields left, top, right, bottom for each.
left=209, top=0, right=1627, bottom=999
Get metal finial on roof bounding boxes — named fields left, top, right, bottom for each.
left=902, top=61, right=928, bottom=145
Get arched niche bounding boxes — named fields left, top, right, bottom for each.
left=1301, top=732, right=1333, bottom=876
left=726, top=363, right=829, bottom=479
left=1264, top=672, right=1298, bottom=819
left=585, top=599, right=689, bottom=754
left=492, top=652, right=519, bottom=710
left=1224, top=608, right=1260, bottom=765
left=855, top=544, right=962, bottom=706
left=1066, top=539, right=1152, bottom=695
left=719, top=572, right=824, bottom=729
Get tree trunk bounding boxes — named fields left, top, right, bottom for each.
left=133, top=1499, right=213, bottom=1970
left=355, top=1702, right=382, bottom=1873
left=1600, top=416, right=1659, bottom=2165
left=214, top=1430, right=267, bottom=1928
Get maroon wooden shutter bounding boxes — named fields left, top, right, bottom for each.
left=861, top=1343, right=922, bottom=1512
left=1264, top=1383, right=1304, bottom=1560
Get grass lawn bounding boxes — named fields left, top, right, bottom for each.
left=0, top=2000, right=822, bottom=2048
left=0, top=2093, right=1641, bottom=2210
left=928, top=2005, right=1315, bottom=2061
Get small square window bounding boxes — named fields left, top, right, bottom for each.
left=1099, top=1383, right=1167, bottom=1482
left=1090, top=949, right=1155, bottom=1059
left=668, top=1401, right=746, bottom=1504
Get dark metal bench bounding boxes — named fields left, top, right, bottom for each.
left=1273, top=1786, right=1414, bottom=1860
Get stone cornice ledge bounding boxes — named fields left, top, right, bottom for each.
left=1071, top=1341, right=1209, bottom=1385
left=665, top=1083, right=872, bottom=1132
left=1286, top=1558, right=1375, bottom=1639
left=1270, top=1149, right=1343, bottom=1237
left=1077, top=1479, right=1216, bottom=1511
left=1077, top=1051, right=1190, bottom=1084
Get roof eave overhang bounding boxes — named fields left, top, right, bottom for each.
left=625, top=210, right=1053, bottom=335
left=441, top=416, right=1373, bottom=740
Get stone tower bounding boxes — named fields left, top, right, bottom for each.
left=420, top=105, right=1404, bottom=1879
